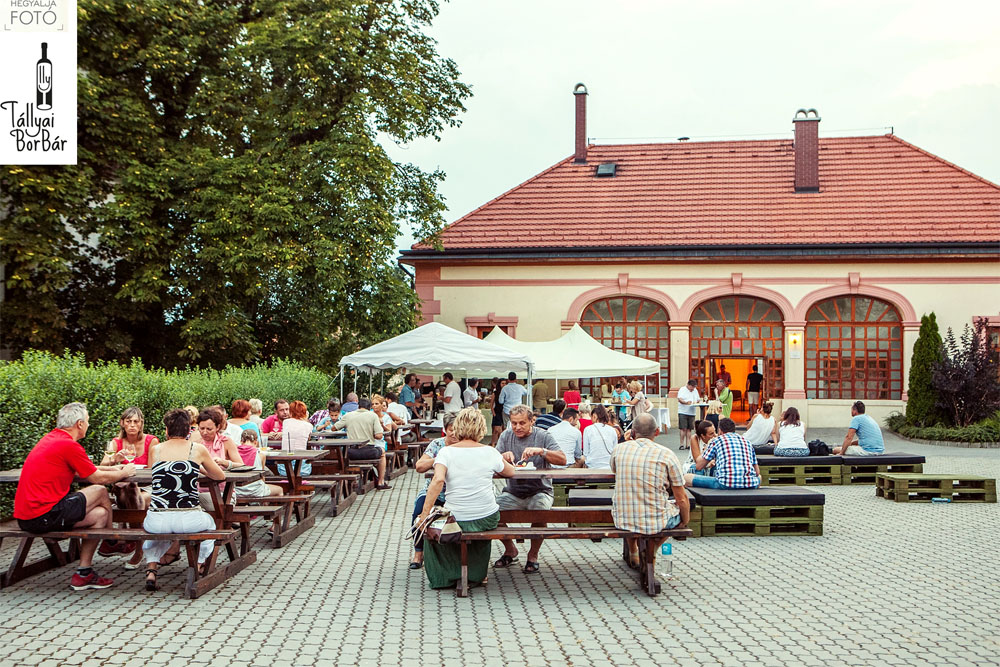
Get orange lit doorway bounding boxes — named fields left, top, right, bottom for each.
left=706, top=357, right=764, bottom=424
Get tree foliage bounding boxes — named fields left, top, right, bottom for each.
left=932, top=319, right=1000, bottom=427
left=0, top=0, right=468, bottom=370
left=905, top=312, right=943, bottom=426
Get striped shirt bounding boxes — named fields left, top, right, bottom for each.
left=611, top=438, right=685, bottom=535
left=702, top=432, right=760, bottom=489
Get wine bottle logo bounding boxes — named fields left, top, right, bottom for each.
left=37, top=42, right=53, bottom=111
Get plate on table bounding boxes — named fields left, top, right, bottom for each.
left=515, top=462, right=535, bottom=470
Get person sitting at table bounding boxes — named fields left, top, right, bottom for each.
left=14, top=402, right=135, bottom=591
left=494, top=405, right=566, bottom=574
left=408, top=412, right=457, bottom=569
left=547, top=407, right=584, bottom=468
left=562, top=380, right=582, bottom=409
left=261, top=399, right=290, bottom=441
left=582, top=405, right=619, bottom=469
left=607, top=409, right=626, bottom=443
left=534, top=399, right=564, bottom=430
left=612, top=413, right=689, bottom=570
left=341, top=392, right=360, bottom=414
left=280, top=400, right=315, bottom=476
left=248, top=398, right=265, bottom=426
left=335, top=398, right=391, bottom=490
left=314, top=400, right=342, bottom=432
left=418, top=408, right=516, bottom=589
left=685, top=418, right=760, bottom=490
left=577, top=401, right=594, bottom=435
left=684, top=420, right=717, bottom=475
left=235, top=430, right=283, bottom=498
left=196, top=408, right=243, bottom=510
left=773, top=406, right=808, bottom=457
left=229, top=399, right=263, bottom=445
left=385, top=392, right=412, bottom=441
left=372, top=396, right=402, bottom=449
left=142, top=408, right=227, bottom=591
left=308, top=398, right=340, bottom=428
left=210, top=404, right=244, bottom=444
left=184, top=405, right=201, bottom=442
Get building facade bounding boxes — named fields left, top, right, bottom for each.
left=401, top=88, right=1000, bottom=427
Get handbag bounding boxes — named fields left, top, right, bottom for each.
left=407, top=506, right=463, bottom=544
left=808, top=439, right=831, bottom=456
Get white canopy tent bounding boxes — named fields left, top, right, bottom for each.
left=338, top=322, right=535, bottom=400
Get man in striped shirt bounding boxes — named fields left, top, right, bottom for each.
left=685, top=418, right=760, bottom=489
left=612, top=414, right=689, bottom=567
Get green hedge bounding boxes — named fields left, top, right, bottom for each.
left=0, top=351, right=333, bottom=518
left=886, top=411, right=1000, bottom=444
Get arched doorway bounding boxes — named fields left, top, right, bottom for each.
left=580, top=297, right=669, bottom=394
left=690, top=296, right=785, bottom=414
left=805, top=295, right=903, bottom=399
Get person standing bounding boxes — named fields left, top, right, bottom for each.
left=442, top=372, right=463, bottom=415
left=562, top=380, right=582, bottom=409
left=14, top=403, right=135, bottom=590
left=833, top=401, right=885, bottom=456
left=717, top=364, right=732, bottom=387
left=400, top=373, right=418, bottom=417
left=676, top=379, right=700, bottom=450
left=532, top=379, right=551, bottom=414
left=714, top=379, right=733, bottom=419
left=745, top=365, right=765, bottom=417
left=498, top=372, right=528, bottom=428
left=463, top=378, right=482, bottom=408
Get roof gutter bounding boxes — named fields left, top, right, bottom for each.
left=400, top=242, right=1000, bottom=263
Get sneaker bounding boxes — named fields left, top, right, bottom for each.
left=70, top=571, right=114, bottom=590
left=97, top=540, right=122, bottom=557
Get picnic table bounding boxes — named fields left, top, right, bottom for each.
left=425, top=468, right=615, bottom=482
left=0, top=467, right=262, bottom=597
left=307, top=438, right=368, bottom=473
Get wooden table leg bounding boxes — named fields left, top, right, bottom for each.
left=457, top=541, right=469, bottom=598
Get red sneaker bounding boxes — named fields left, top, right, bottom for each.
left=70, top=571, right=114, bottom=590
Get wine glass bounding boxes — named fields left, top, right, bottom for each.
left=121, top=442, right=137, bottom=465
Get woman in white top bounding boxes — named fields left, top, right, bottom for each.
left=280, top=400, right=315, bottom=475
left=625, top=380, right=650, bottom=423
left=743, top=402, right=776, bottom=447
left=582, top=405, right=619, bottom=469
left=418, top=408, right=515, bottom=589
left=773, top=406, right=808, bottom=457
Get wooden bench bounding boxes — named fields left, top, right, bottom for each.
left=345, top=459, right=379, bottom=494
left=0, top=524, right=250, bottom=598
left=235, top=493, right=316, bottom=547
left=841, top=453, right=925, bottom=485
left=306, top=474, right=360, bottom=516
left=876, top=473, right=997, bottom=503
left=457, top=507, right=692, bottom=598
left=756, top=455, right=843, bottom=486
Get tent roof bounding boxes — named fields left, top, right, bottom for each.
left=483, top=324, right=660, bottom=378
left=339, top=322, right=534, bottom=375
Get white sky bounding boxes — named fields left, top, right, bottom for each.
left=388, top=0, right=1000, bottom=250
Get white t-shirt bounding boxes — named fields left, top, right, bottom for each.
left=677, top=386, right=700, bottom=416
left=224, top=423, right=243, bottom=444
left=434, top=446, right=505, bottom=522
left=744, top=415, right=775, bottom=446
left=463, top=386, right=479, bottom=407
left=583, top=423, right=618, bottom=469
left=280, top=418, right=313, bottom=451
left=387, top=402, right=409, bottom=424
left=443, top=380, right=463, bottom=414
left=499, top=382, right=527, bottom=414
left=547, top=420, right=583, bottom=468
left=777, top=422, right=807, bottom=449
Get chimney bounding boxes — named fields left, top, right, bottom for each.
left=574, top=83, right=588, bottom=163
left=793, top=108, right=820, bottom=192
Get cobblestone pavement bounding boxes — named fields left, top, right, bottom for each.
left=1, top=430, right=998, bottom=666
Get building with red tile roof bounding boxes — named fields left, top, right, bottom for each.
left=400, top=86, right=1000, bottom=427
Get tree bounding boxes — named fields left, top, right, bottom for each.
left=905, top=313, right=943, bottom=426
left=0, top=0, right=468, bottom=370
left=932, top=319, right=1000, bottom=427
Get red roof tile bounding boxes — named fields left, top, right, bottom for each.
left=412, top=135, right=1000, bottom=250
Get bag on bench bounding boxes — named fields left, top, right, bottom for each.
left=408, top=506, right=462, bottom=544
left=808, top=439, right=831, bottom=456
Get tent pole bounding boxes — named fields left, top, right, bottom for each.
left=526, top=364, right=533, bottom=411
left=340, top=366, right=345, bottom=401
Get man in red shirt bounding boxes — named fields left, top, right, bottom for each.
left=261, top=399, right=290, bottom=442
left=14, top=403, right=136, bottom=590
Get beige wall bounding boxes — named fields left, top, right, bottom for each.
left=419, top=259, right=1000, bottom=427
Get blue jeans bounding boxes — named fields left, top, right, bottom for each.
left=689, top=475, right=727, bottom=489
left=411, top=493, right=446, bottom=552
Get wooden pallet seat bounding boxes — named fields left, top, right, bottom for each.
left=686, top=486, right=824, bottom=537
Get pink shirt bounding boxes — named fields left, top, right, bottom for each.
left=261, top=414, right=284, bottom=434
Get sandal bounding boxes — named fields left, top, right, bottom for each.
left=159, top=552, right=180, bottom=567
left=523, top=561, right=540, bottom=574
left=493, top=554, right=518, bottom=568
left=145, top=567, right=158, bottom=591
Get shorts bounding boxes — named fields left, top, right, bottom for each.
left=17, top=491, right=87, bottom=534
left=678, top=413, right=696, bottom=430
left=496, top=491, right=554, bottom=511
left=502, top=413, right=511, bottom=429
left=844, top=445, right=879, bottom=457
left=747, top=392, right=760, bottom=404
left=348, top=445, right=384, bottom=460
left=492, top=412, right=503, bottom=428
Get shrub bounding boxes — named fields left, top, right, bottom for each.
left=905, top=313, right=943, bottom=426
left=886, top=410, right=1000, bottom=443
left=0, top=351, right=333, bottom=517
left=933, top=320, right=1000, bottom=427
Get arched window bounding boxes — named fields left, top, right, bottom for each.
left=690, top=296, right=784, bottom=397
left=580, top=297, right=669, bottom=394
left=805, top=296, right=902, bottom=400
